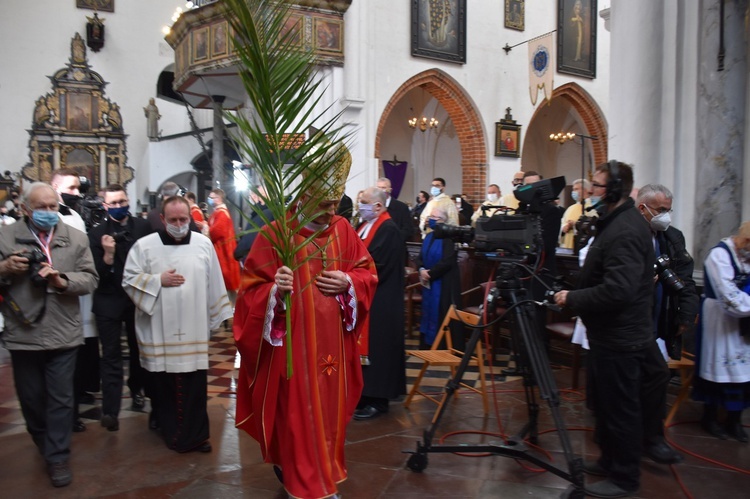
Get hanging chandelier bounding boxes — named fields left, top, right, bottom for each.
left=408, top=114, right=439, bottom=132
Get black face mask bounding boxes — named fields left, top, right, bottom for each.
left=60, top=192, right=81, bottom=208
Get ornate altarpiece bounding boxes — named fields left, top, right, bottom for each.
left=23, top=33, right=133, bottom=188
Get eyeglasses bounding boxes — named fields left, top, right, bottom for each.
left=644, top=205, right=673, bottom=215
left=591, top=182, right=607, bottom=189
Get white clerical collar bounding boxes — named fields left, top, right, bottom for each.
left=385, top=197, right=392, bottom=208
left=358, top=218, right=376, bottom=240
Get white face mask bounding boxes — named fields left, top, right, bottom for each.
left=166, top=222, right=190, bottom=239
left=487, top=193, right=499, bottom=203
left=644, top=206, right=671, bottom=232
left=358, top=203, right=377, bottom=222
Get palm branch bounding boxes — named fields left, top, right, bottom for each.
left=224, top=0, right=355, bottom=377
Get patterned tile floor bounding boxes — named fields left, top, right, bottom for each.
left=1, top=327, right=748, bottom=498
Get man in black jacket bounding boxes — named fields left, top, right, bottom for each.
left=89, top=184, right=153, bottom=431
left=554, top=162, right=679, bottom=498
left=636, top=184, right=699, bottom=358
left=376, top=177, right=413, bottom=243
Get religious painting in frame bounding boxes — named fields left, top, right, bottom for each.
left=411, top=0, right=466, bottom=64
left=193, top=26, right=209, bottom=63
left=314, top=17, right=343, bottom=53
left=76, top=0, right=114, bottom=13
left=281, top=13, right=304, bottom=48
left=67, top=93, right=93, bottom=132
left=557, top=0, right=597, bottom=78
left=495, top=121, right=521, bottom=158
left=211, top=21, right=228, bottom=58
left=504, top=0, right=525, bottom=31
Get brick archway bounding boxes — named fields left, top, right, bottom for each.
left=375, top=69, right=487, bottom=204
left=531, top=82, right=609, bottom=165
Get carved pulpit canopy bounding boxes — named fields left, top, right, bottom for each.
left=24, top=33, right=133, bottom=188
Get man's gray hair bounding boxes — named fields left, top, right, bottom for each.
left=22, top=182, right=56, bottom=205
left=376, top=177, right=392, bottom=188
left=364, top=186, right=387, bottom=205
left=637, top=184, right=673, bottom=204
left=572, top=178, right=591, bottom=190
left=160, top=181, right=180, bottom=197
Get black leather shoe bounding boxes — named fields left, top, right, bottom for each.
left=195, top=441, right=212, bottom=453
left=273, top=465, right=284, bottom=484
left=148, top=411, right=160, bottom=431
left=582, top=459, right=608, bottom=477
left=100, top=414, right=119, bottom=432
left=353, top=405, right=382, bottom=420
left=80, top=392, right=96, bottom=405
left=72, top=419, right=86, bottom=433
left=131, top=392, right=146, bottom=411
left=726, top=422, right=749, bottom=443
left=702, top=418, right=729, bottom=439
left=48, top=461, right=72, bottom=487
left=585, top=480, right=637, bottom=498
left=644, top=441, right=683, bottom=464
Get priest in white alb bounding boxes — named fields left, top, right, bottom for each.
left=122, top=196, right=233, bottom=453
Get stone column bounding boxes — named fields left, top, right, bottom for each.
left=693, top=0, right=748, bottom=265
left=212, top=95, right=226, bottom=189
left=98, top=143, right=107, bottom=188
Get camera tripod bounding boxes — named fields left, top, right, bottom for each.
left=405, top=262, right=585, bottom=498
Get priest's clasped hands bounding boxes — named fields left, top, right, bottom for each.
left=161, top=268, right=185, bottom=287
left=274, top=265, right=349, bottom=297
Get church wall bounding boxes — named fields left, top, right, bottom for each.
left=0, top=0, right=188, bottom=203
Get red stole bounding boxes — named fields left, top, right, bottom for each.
left=356, top=211, right=391, bottom=362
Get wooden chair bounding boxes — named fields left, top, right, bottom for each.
left=404, top=268, right=422, bottom=337
left=665, top=351, right=695, bottom=426
left=403, top=305, right=488, bottom=417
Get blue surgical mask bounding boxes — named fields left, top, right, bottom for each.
left=430, top=186, right=441, bottom=197
left=32, top=210, right=59, bottom=230
left=207, top=197, right=215, bottom=207
left=589, top=195, right=601, bottom=206
left=108, top=205, right=129, bottom=221
left=571, top=191, right=580, bottom=203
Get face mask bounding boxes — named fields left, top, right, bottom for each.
left=108, top=205, right=129, bottom=221
left=430, top=186, right=441, bottom=197
left=513, top=181, right=523, bottom=190
left=649, top=211, right=671, bottom=232
left=589, top=195, right=602, bottom=206
left=60, top=192, right=80, bottom=208
left=166, top=222, right=189, bottom=239
left=571, top=191, right=580, bottom=203
left=358, top=203, right=376, bottom=222
left=207, top=198, right=215, bottom=207
left=32, top=210, right=59, bottom=230
left=487, top=193, right=499, bottom=203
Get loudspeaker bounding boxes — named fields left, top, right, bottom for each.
left=604, top=159, right=623, bottom=204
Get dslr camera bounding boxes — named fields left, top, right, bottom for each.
left=113, top=230, right=133, bottom=244
left=654, top=254, right=685, bottom=292
left=18, top=247, right=48, bottom=287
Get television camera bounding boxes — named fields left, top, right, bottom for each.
left=407, top=176, right=585, bottom=497
left=76, top=177, right=107, bottom=230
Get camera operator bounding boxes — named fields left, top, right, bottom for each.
left=554, top=162, right=681, bottom=497
left=636, top=184, right=698, bottom=360
left=0, top=182, right=98, bottom=487
left=89, top=184, right=153, bottom=431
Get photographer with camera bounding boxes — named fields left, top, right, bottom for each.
left=636, top=184, right=698, bottom=361
left=0, top=182, right=98, bottom=487
left=559, top=178, right=596, bottom=250
left=89, top=184, right=153, bottom=431
left=554, top=162, right=680, bottom=498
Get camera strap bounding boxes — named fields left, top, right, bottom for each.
left=0, top=289, right=47, bottom=326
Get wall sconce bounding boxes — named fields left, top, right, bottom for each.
left=86, top=13, right=105, bottom=53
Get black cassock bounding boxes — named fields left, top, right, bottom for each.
left=361, top=218, right=406, bottom=400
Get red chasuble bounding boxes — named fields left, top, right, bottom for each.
left=234, top=215, right=377, bottom=499
left=209, top=206, right=240, bottom=291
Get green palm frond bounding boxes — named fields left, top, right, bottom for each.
left=223, top=0, right=356, bottom=377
